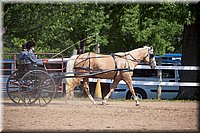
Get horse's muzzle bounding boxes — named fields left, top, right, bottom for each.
left=150, top=62, right=156, bottom=69
left=151, top=65, right=156, bottom=69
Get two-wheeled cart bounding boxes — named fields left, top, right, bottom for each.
left=6, top=62, right=58, bottom=106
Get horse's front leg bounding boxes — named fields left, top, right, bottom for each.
left=83, top=78, right=97, bottom=104
left=123, top=78, right=140, bottom=106
left=102, top=79, right=120, bottom=105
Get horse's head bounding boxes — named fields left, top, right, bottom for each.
left=143, top=46, right=156, bottom=69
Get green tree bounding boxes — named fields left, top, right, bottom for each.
left=101, top=3, right=192, bottom=55
left=3, top=3, right=107, bottom=56
left=3, top=3, right=193, bottom=57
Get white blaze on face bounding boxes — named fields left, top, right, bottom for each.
left=148, top=46, right=156, bottom=68
left=149, top=49, right=154, bottom=54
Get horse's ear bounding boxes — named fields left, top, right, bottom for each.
left=150, top=46, right=153, bottom=50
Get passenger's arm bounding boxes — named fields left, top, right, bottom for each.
left=29, top=52, right=37, bottom=63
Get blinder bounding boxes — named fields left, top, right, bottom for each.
left=149, top=53, right=155, bottom=65
left=143, top=48, right=155, bottom=65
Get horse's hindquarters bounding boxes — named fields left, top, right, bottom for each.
left=74, top=53, right=116, bottom=78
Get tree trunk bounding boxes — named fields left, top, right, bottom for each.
left=77, top=34, right=87, bottom=54
left=79, top=38, right=86, bottom=54
left=176, top=23, right=200, bottom=100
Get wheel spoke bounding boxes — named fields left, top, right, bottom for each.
left=19, top=70, right=56, bottom=106
left=6, top=71, right=24, bottom=104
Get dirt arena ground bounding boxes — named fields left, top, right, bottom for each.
left=2, top=98, right=199, bottom=132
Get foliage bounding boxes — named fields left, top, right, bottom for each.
left=3, top=3, right=195, bottom=59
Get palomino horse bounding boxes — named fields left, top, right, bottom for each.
left=65, top=55, right=82, bottom=98
left=72, top=46, right=156, bottom=106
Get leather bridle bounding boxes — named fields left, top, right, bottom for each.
left=143, top=48, right=155, bottom=65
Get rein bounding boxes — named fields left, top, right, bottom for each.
left=111, top=53, right=119, bottom=79
left=50, top=34, right=97, bottom=59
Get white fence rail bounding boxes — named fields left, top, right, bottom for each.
left=89, top=65, right=200, bottom=87
left=135, top=65, right=200, bottom=70
left=127, top=81, right=199, bottom=87
left=89, top=79, right=200, bottom=87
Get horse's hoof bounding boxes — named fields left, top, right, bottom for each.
left=136, top=103, right=140, bottom=106
left=102, top=101, right=106, bottom=105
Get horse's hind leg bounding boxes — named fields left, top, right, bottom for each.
left=83, top=78, right=97, bottom=104
left=102, top=79, right=120, bottom=105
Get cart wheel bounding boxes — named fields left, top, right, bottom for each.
left=6, top=70, right=24, bottom=104
left=19, top=70, right=56, bottom=106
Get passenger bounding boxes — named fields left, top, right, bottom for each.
left=19, top=44, right=27, bottom=60
left=24, top=41, right=45, bottom=71
left=16, top=44, right=28, bottom=78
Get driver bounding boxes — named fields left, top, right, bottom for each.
left=24, top=41, right=45, bottom=70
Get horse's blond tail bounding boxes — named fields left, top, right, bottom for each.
left=65, top=78, right=82, bottom=98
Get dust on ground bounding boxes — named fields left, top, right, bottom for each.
left=2, top=98, right=199, bottom=132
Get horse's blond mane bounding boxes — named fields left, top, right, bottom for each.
left=130, top=46, right=149, bottom=53
left=143, top=46, right=150, bottom=49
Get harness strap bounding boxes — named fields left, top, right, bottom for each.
left=73, top=67, right=93, bottom=71
left=127, top=53, right=141, bottom=63
left=143, top=53, right=149, bottom=61
left=111, top=53, right=118, bottom=79
left=112, top=53, right=135, bottom=74
left=124, top=52, right=131, bottom=70
left=74, top=52, right=92, bottom=72
left=87, top=52, right=91, bottom=71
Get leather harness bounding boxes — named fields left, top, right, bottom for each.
left=73, top=49, right=153, bottom=79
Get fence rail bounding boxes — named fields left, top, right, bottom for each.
left=89, top=78, right=200, bottom=87
left=135, top=65, right=200, bottom=70
left=88, top=65, right=200, bottom=87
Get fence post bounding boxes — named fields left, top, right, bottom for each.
left=95, top=43, right=100, bottom=54
left=73, top=49, right=77, bottom=55
left=157, top=57, right=162, bottom=99
left=14, top=54, right=17, bottom=72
